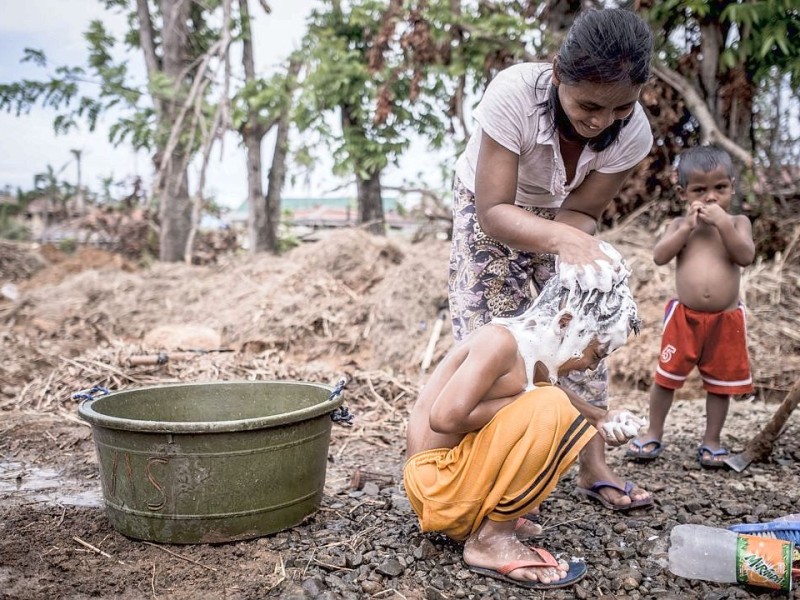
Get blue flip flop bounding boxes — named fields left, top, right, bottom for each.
left=574, top=480, right=654, bottom=511
left=469, top=547, right=587, bottom=590
left=625, top=438, right=664, bottom=461
left=697, top=445, right=730, bottom=469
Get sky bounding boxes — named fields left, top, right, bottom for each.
left=0, top=0, right=449, bottom=208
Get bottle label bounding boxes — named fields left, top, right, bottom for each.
left=735, top=534, right=793, bottom=591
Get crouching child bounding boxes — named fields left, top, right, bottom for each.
left=404, top=251, right=644, bottom=590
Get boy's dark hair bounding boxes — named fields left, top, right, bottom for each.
left=677, top=145, right=735, bottom=187
left=537, top=8, right=653, bottom=152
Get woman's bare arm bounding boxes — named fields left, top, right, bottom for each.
left=556, top=167, right=637, bottom=234
left=474, top=132, right=607, bottom=265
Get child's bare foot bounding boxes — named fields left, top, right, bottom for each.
left=697, top=444, right=730, bottom=468
left=576, top=468, right=652, bottom=510
left=625, top=436, right=664, bottom=461
left=464, top=520, right=567, bottom=585
left=514, top=506, right=542, bottom=539
left=514, top=517, right=543, bottom=539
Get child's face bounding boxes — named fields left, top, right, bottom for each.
left=557, top=337, right=608, bottom=377
left=679, top=166, right=734, bottom=210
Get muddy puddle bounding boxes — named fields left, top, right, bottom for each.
left=0, top=460, right=103, bottom=507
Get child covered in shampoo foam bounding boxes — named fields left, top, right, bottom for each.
left=404, top=244, right=645, bottom=590
left=626, top=146, right=756, bottom=468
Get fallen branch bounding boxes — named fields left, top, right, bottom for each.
left=72, top=536, right=124, bottom=564
left=652, top=63, right=753, bottom=167
left=742, top=379, right=800, bottom=461
left=420, top=309, right=447, bottom=373
left=142, top=541, right=218, bottom=572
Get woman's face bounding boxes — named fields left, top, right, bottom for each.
left=554, top=77, right=642, bottom=140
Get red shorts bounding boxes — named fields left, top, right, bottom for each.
left=654, top=300, right=753, bottom=395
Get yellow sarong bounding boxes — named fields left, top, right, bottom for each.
left=403, top=386, right=595, bottom=541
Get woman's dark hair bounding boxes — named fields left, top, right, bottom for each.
left=676, top=146, right=734, bottom=186
left=542, top=8, right=653, bottom=152
left=557, top=8, right=653, bottom=87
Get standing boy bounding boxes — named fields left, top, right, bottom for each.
left=404, top=251, right=646, bottom=590
left=627, top=146, right=756, bottom=467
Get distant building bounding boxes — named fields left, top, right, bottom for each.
left=23, top=194, right=87, bottom=242
left=228, top=196, right=420, bottom=235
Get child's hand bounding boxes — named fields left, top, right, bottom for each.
left=685, top=202, right=702, bottom=229
left=696, top=202, right=727, bottom=227
left=599, top=410, right=647, bottom=446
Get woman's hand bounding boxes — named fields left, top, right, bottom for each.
left=556, top=233, right=628, bottom=292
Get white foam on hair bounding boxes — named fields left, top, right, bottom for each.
left=558, top=241, right=626, bottom=293
left=493, top=245, right=638, bottom=390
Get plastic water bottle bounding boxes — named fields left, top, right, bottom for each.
left=669, top=524, right=795, bottom=591
left=669, top=524, right=738, bottom=583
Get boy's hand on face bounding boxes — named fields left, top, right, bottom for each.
left=685, top=202, right=702, bottom=229
left=598, top=410, right=647, bottom=446
left=696, top=202, right=727, bottom=228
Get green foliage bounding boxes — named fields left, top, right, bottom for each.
left=0, top=206, right=30, bottom=241
left=0, top=1, right=226, bottom=156
left=647, top=0, right=800, bottom=90
left=109, top=109, right=156, bottom=149
left=21, top=48, right=46, bottom=67
left=299, top=1, right=433, bottom=179
left=295, top=0, right=553, bottom=185
left=722, top=0, right=800, bottom=87
left=231, top=65, right=297, bottom=133
left=0, top=33, right=140, bottom=138
left=58, top=237, right=78, bottom=255
left=277, top=226, right=301, bottom=253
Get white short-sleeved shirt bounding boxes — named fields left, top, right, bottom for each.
left=454, top=62, right=653, bottom=209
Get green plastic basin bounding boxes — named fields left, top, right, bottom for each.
left=78, top=381, right=342, bottom=544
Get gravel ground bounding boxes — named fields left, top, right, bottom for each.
left=2, top=389, right=799, bottom=599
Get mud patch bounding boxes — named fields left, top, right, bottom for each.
left=0, top=459, right=103, bottom=508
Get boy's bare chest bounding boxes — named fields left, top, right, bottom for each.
left=676, top=227, right=742, bottom=299
left=681, top=226, right=729, bottom=261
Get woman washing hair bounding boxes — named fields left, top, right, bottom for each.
left=448, top=7, right=655, bottom=511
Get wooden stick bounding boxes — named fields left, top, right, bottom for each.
left=72, top=536, right=123, bottom=564
left=725, top=379, right=800, bottom=471
left=744, top=379, right=800, bottom=460
left=266, top=554, right=286, bottom=593
left=350, top=468, right=394, bottom=491
left=142, top=541, right=217, bottom=572
left=420, top=310, right=447, bottom=373
left=128, top=352, right=200, bottom=366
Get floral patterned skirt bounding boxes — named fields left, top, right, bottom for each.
left=447, top=177, right=608, bottom=407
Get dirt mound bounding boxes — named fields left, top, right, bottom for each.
left=2, top=226, right=798, bottom=407
left=24, top=244, right=138, bottom=288
left=0, top=230, right=449, bottom=406
left=0, top=240, right=47, bottom=282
